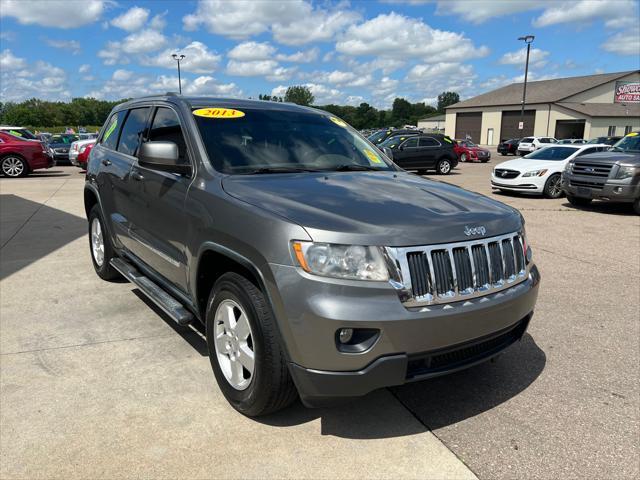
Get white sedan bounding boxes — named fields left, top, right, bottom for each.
left=69, top=138, right=96, bottom=166
left=491, top=144, right=608, bottom=198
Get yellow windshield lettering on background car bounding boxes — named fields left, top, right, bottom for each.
left=328, top=116, right=348, bottom=127
left=192, top=108, right=245, bottom=119
left=443, top=137, right=453, bottom=143
left=103, top=118, right=118, bottom=140
left=363, top=148, right=383, bottom=164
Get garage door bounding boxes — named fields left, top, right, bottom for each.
left=500, top=110, right=535, bottom=141
left=455, top=112, right=482, bottom=142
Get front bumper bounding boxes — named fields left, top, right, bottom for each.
left=269, top=261, right=540, bottom=406
left=491, top=174, right=544, bottom=193
left=562, top=174, right=640, bottom=203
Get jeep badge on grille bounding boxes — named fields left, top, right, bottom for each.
left=464, top=225, right=486, bottom=236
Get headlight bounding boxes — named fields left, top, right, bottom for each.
left=292, top=241, right=389, bottom=281
left=564, top=161, right=574, bottom=172
left=616, top=166, right=637, bottom=180
left=522, top=169, right=548, bottom=177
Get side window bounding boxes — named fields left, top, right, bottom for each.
left=117, top=107, right=151, bottom=157
left=402, top=137, right=418, bottom=148
left=100, top=111, right=127, bottom=151
left=148, top=107, right=189, bottom=164
left=419, top=137, right=440, bottom=147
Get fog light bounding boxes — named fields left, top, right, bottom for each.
left=338, top=328, right=353, bottom=344
left=525, top=246, right=533, bottom=263
left=614, top=187, right=622, bottom=194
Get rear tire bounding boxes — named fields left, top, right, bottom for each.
left=634, top=198, right=640, bottom=215
left=543, top=174, right=563, bottom=198
left=460, top=153, right=467, bottom=162
left=567, top=195, right=592, bottom=207
left=88, top=205, right=121, bottom=281
left=436, top=158, right=452, bottom=175
left=206, top=272, right=297, bottom=417
left=1, top=155, right=29, bottom=177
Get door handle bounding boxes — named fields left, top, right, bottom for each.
left=132, top=171, right=144, bottom=181
left=101, top=159, right=112, bottom=166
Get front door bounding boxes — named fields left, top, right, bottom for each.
left=128, top=106, right=193, bottom=292
left=487, top=128, right=494, bottom=145
left=414, top=136, right=441, bottom=168
left=392, top=137, right=420, bottom=169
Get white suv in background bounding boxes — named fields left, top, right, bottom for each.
left=517, top=136, right=557, bottom=156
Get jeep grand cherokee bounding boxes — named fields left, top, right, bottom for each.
left=85, top=95, right=540, bottom=416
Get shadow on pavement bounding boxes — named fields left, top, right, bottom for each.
left=0, top=194, right=87, bottom=280
left=257, top=334, right=545, bottom=438
left=561, top=200, right=636, bottom=216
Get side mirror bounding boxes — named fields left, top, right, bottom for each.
left=382, top=146, right=393, bottom=159
left=138, top=141, right=190, bottom=175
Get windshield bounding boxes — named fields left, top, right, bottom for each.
left=525, top=146, right=577, bottom=160
left=367, top=130, right=390, bottom=144
left=611, top=133, right=640, bottom=153
left=380, top=134, right=414, bottom=148
left=194, top=108, right=394, bottom=174
left=3, top=128, right=37, bottom=140
left=50, top=134, right=79, bottom=144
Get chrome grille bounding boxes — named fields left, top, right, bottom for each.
left=494, top=169, right=520, bottom=179
left=388, top=232, right=528, bottom=307
left=571, top=161, right=613, bottom=178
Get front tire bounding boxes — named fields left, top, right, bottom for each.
left=543, top=174, right=563, bottom=198
left=206, top=272, right=297, bottom=417
left=436, top=158, right=452, bottom=175
left=88, top=205, right=120, bottom=281
left=1, top=155, right=29, bottom=177
left=633, top=198, right=640, bottom=215
left=460, top=153, right=467, bottom=162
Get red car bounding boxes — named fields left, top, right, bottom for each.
left=454, top=140, right=491, bottom=163
left=76, top=142, right=95, bottom=169
left=0, top=132, right=54, bottom=177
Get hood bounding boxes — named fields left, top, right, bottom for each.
left=577, top=151, right=640, bottom=166
left=469, top=146, right=490, bottom=153
left=49, top=142, right=70, bottom=149
left=222, top=171, right=521, bottom=246
left=495, top=157, right=567, bottom=172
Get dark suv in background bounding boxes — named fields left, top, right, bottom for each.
left=384, top=133, right=458, bottom=174
left=562, top=132, right=640, bottom=214
left=85, top=95, right=539, bottom=416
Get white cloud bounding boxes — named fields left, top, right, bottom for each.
left=601, top=24, right=640, bottom=55
left=406, top=62, right=473, bottom=82
left=226, top=59, right=280, bottom=77
left=1, top=0, right=105, bottom=28
left=112, top=69, right=133, bottom=82
left=533, top=0, right=636, bottom=27
left=276, top=47, right=319, bottom=63
left=141, top=42, right=221, bottom=74
left=499, top=48, right=550, bottom=68
left=336, top=13, right=489, bottom=62
left=149, top=12, right=167, bottom=30
left=301, top=69, right=374, bottom=88
left=271, top=83, right=346, bottom=104
left=1, top=55, right=69, bottom=102
left=121, top=29, right=167, bottom=54
left=0, top=49, right=27, bottom=71
left=97, top=41, right=128, bottom=65
left=45, top=38, right=81, bottom=55
left=79, top=64, right=91, bottom=74
left=0, top=31, right=16, bottom=41
left=266, top=66, right=297, bottom=82
left=228, top=41, right=277, bottom=61
left=433, top=0, right=537, bottom=24
left=183, top=0, right=358, bottom=45
left=111, top=6, right=149, bottom=32
left=184, top=76, right=242, bottom=96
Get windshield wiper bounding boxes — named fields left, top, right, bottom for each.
left=242, top=167, right=322, bottom=174
left=331, top=164, right=385, bottom=171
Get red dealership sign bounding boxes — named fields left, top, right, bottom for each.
left=614, top=81, right=640, bottom=103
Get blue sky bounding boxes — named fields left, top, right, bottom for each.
left=1, top=0, right=639, bottom=108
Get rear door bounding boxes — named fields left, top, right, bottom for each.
left=415, top=136, right=442, bottom=168
left=127, top=106, right=193, bottom=291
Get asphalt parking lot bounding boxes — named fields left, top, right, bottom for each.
left=1, top=156, right=638, bottom=479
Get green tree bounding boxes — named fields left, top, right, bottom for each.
left=284, top=85, right=314, bottom=106
left=437, top=91, right=460, bottom=113
left=391, top=98, right=412, bottom=125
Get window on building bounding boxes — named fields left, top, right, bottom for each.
left=624, top=126, right=633, bottom=135
left=607, top=126, right=616, bottom=136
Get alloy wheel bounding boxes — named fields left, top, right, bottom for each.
left=1, top=157, right=25, bottom=177
left=439, top=160, right=451, bottom=174
left=548, top=175, right=562, bottom=198
left=213, top=299, right=255, bottom=391
left=91, top=218, right=105, bottom=267
left=460, top=153, right=467, bottom=162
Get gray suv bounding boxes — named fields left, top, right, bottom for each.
left=85, top=95, right=540, bottom=416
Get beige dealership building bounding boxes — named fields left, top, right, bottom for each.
left=445, top=70, right=640, bottom=145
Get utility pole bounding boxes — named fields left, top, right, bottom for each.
left=171, top=53, right=185, bottom=94
left=518, top=35, right=535, bottom=131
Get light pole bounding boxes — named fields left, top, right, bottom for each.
left=171, top=53, right=185, bottom=94
left=517, top=35, right=535, bottom=132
